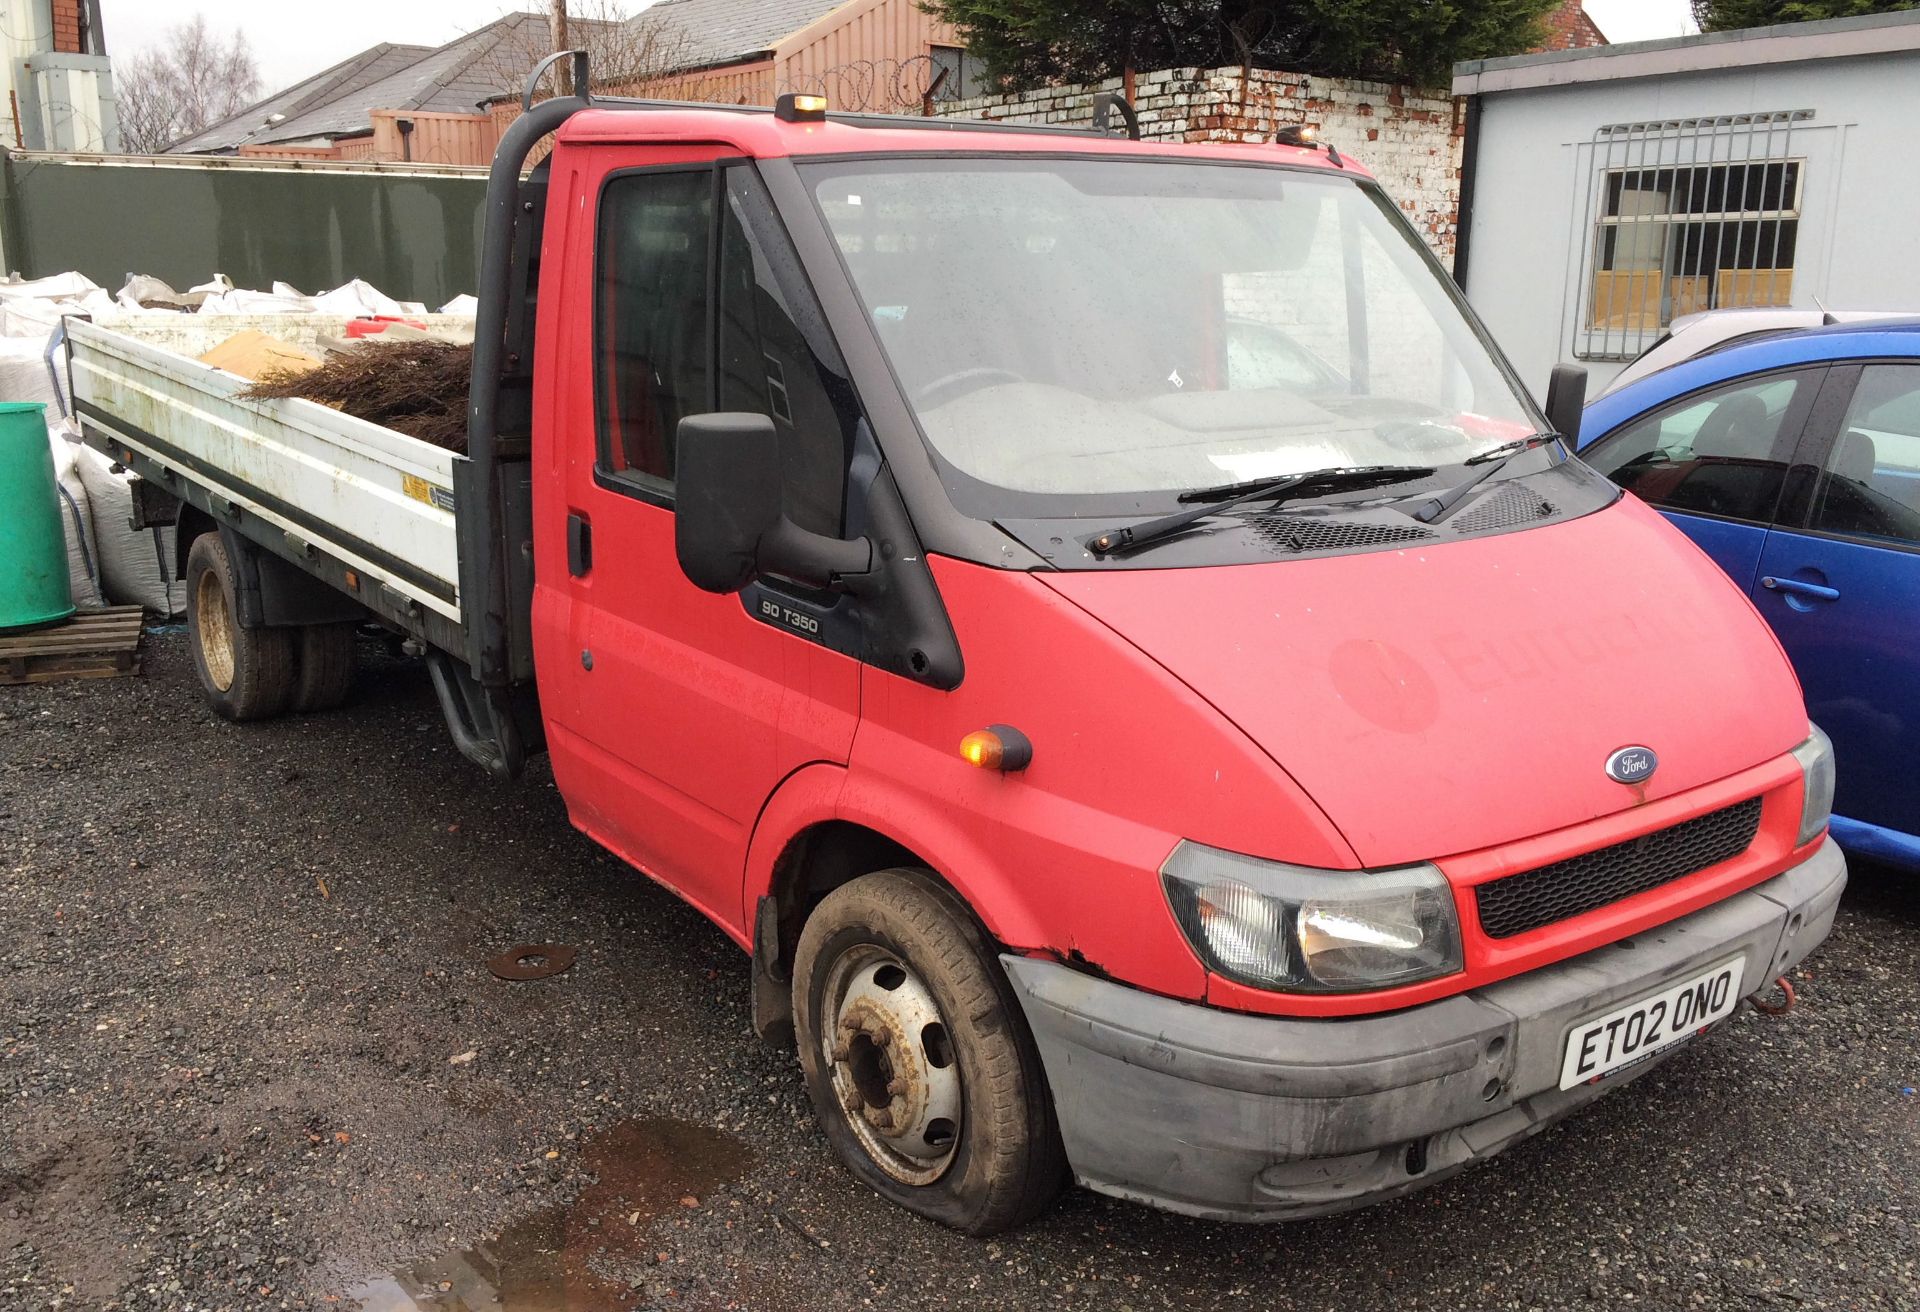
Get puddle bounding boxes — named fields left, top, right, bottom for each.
left=348, top=1118, right=753, bottom=1311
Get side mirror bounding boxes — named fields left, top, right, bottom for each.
left=674, top=413, right=873, bottom=595
left=1544, top=364, right=1588, bottom=449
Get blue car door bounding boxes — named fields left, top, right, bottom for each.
left=1752, top=362, right=1920, bottom=856
left=1583, top=368, right=1824, bottom=591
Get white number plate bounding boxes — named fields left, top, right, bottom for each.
left=1558, top=956, right=1746, bottom=1090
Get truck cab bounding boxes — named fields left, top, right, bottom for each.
left=75, top=76, right=1845, bottom=1234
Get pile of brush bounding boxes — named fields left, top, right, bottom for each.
left=242, top=340, right=473, bottom=452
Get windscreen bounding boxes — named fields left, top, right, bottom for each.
left=805, top=157, right=1542, bottom=517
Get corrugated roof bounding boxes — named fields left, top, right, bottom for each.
left=171, top=12, right=624, bottom=154
left=636, top=0, right=847, bottom=70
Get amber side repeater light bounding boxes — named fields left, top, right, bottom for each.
left=960, top=725, right=1034, bottom=772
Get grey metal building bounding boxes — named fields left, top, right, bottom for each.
left=1452, top=11, right=1920, bottom=392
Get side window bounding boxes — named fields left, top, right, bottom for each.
left=595, top=169, right=713, bottom=492
left=717, top=166, right=857, bottom=537
left=1584, top=371, right=1811, bottom=523
left=1810, top=364, right=1920, bottom=546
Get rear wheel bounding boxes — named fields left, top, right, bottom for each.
left=290, top=622, right=357, bottom=713
left=792, top=869, right=1066, bottom=1234
left=185, top=534, right=294, bottom=721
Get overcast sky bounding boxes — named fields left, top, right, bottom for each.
left=102, top=0, right=1697, bottom=99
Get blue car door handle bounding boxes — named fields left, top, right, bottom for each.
left=1761, top=576, right=1841, bottom=602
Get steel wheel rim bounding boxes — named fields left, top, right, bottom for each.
left=820, top=944, right=963, bottom=1185
left=196, top=569, right=236, bottom=692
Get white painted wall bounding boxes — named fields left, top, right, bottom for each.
left=1460, top=48, right=1920, bottom=395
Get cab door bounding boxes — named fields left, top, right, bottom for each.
left=1752, top=362, right=1920, bottom=851
left=539, top=146, right=863, bottom=937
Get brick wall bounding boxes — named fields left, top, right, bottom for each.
left=51, top=0, right=84, bottom=54
left=937, top=66, right=1464, bottom=264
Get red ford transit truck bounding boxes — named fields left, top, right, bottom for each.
left=65, top=61, right=1845, bottom=1233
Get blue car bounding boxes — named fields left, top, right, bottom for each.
left=1581, top=321, right=1920, bottom=871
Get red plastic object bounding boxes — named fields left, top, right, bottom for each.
left=344, top=316, right=428, bottom=338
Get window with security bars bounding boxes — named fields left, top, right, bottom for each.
left=1577, top=111, right=1811, bottom=360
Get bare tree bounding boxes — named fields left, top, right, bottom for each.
left=472, top=1, right=704, bottom=103
left=117, top=15, right=262, bottom=154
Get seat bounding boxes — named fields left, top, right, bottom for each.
left=1691, top=391, right=1772, bottom=455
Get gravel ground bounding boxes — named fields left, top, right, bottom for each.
left=3, top=631, right=1917, bottom=1312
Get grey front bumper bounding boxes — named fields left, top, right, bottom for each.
left=1005, top=837, right=1846, bottom=1222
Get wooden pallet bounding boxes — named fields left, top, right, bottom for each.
left=0, top=606, right=147, bottom=685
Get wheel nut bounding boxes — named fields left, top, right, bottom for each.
left=886, top=1077, right=907, bottom=1096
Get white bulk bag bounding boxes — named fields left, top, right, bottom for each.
left=47, top=433, right=104, bottom=610
left=72, top=444, right=182, bottom=616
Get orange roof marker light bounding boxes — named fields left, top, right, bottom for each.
left=776, top=93, right=828, bottom=123
left=960, top=725, right=1034, bottom=773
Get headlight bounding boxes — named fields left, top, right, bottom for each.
left=1791, top=725, right=1835, bottom=847
left=1161, top=842, right=1463, bottom=993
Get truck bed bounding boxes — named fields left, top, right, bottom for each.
left=67, top=314, right=473, bottom=640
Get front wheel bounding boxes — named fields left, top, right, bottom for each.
left=792, top=869, right=1066, bottom=1234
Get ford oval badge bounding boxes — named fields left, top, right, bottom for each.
left=1606, top=746, right=1659, bottom=785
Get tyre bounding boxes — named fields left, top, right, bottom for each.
left=184, top=533, right=295, bottom=721
left=792, top=869, right=1066, bottom=1234
left=290, top=622, right=357, bottom=713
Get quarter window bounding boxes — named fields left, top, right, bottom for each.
left=1810, top=364, right=1920, bottom=545
left=718, top=167, right=857, bottom=537
left=1585, top=371, right=1812, bottom=523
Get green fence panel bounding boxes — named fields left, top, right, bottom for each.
left=0, top=153, right=489, bottom=309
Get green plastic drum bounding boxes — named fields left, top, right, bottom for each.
left=0, top=402, right=74, bottom=631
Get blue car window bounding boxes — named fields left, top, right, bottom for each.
left=1585, top=372, right=1809, bottom=523
left=1811, top=364, right=1920, bottom=545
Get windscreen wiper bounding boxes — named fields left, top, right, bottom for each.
left=1402, top=433, right=1564, bottom=526
left=1088, top=465, right=1434, bottom=557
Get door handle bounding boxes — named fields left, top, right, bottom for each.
left=567, top=513, right=592, bottom=577
left=1761, top=576, right=1839, bottom=602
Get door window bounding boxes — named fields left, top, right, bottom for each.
left=595, top=169, right=714, bottom=492
left=594, top=166, right=858, bottom=531
left=1809, top=364, right=1920, bottom=546
left=1584, top=371, right=1814, bottom=522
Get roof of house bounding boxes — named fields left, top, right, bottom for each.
left=1535, top=0, right=1607, bottom=52
left=634, top=0, right=847, bottom=71
left=1455, top=7, right=1920, bottom=96
left=172, top=12, right=621, bottom=154
left=169, top=42, right=433, bottom=152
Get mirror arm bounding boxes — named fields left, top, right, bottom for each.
left=757, top=518, right=875, bottom=591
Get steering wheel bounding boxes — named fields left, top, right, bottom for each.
left=915, top=367, right=1026, bottom=410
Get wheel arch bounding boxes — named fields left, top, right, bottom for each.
left=742, top=764, right=1048, bottom=1048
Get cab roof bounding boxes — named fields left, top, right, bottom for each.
left=555, top=100, right=1366, bottom=175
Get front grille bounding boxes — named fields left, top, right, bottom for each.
left=1475, top=797, right=1765, bottom=939
left=1249, top=516, right=1433, bottom=556
left=1451, top=483, right=1558, bottom=533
